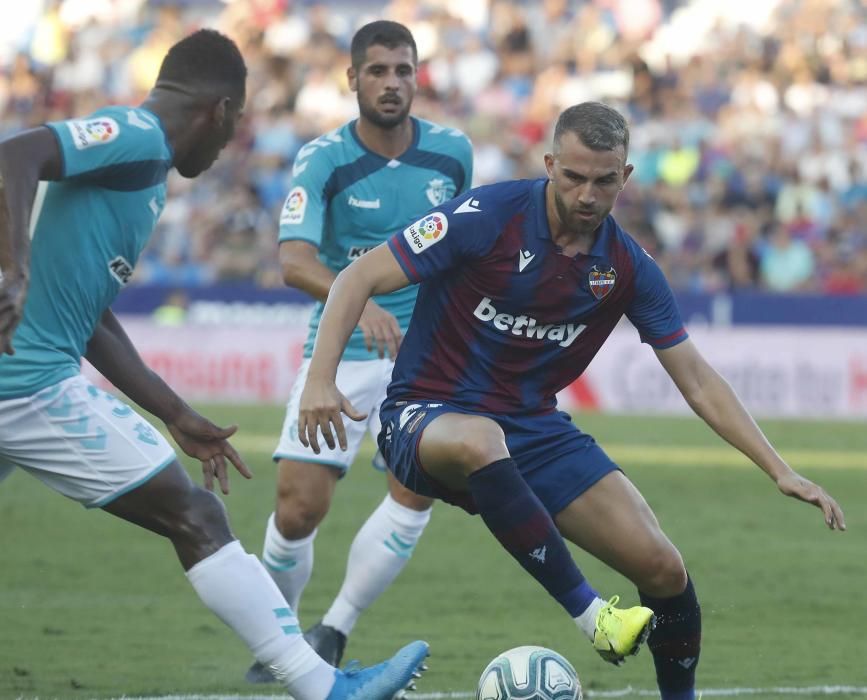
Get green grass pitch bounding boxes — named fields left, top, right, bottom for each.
left=1, top=406, right=865, bottom=699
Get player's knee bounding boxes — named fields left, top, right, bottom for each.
left=392, top=488, right=434, bottom=512
left=446, top=417, right=509, bottom=474
left=638, top=546, right=687, bottom=598
left=274, top=488, right=328, bottom=539
left=167, top=487, right=233, bottom=549
left=388, top=474, right=433, bottom=511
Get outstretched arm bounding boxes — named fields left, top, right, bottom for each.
left=280, top=239, right=403, bottom=359
left=86, top=309, right=251, bottom=493
left=0, top=127, right=62, bottom=354
left=86, top=308, right=187, bottom=423
left=655, top=338, right=846, bottom=530
left=300, top=244, right=411, bottom=452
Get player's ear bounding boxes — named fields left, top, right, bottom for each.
left=211, top=97, right=229, bottom=127
left=543, top=152, right=555, bottom=180
left=347, top=66, right=358, bottom=92
left=621, top=163, right=634, bottom=188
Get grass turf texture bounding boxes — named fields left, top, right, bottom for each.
left=1, top=407, right=865, bottom=699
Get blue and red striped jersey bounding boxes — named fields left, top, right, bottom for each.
left=385, top=178, right=687, bottom=415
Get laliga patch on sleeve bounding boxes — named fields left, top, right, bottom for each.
left=66, top=117, right=120, bottom=150
left=403, top=213, right=449, bottom=254
left=280, top=186, right=307, bottom=225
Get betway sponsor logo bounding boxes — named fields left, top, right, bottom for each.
left=473, top=297, right=586, bottom=348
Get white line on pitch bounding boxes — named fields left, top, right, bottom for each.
left=101, top=685, right=867, bottom=700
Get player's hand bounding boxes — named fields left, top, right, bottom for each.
left=358, top=300, right=402, bottom=359
left=0, top=275, right=28, bottom=355
left=298, top=376, right=367, bottom=453
left=166, top=407, right=252, bottom=494
left=776, top=471, right=846, bottom=531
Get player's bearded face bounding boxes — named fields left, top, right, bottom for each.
left=353, top=44, right=417, bottom=129
left=548, top=136, right=632, bottom=233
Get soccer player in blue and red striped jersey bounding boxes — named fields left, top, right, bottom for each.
left=297, top=102, right=846, bottom=700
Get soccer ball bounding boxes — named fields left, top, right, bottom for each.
left=477, top=646, right=582, bottom=700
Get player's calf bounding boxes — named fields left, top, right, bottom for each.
left=317, top=493, right=433, bottom=658
left=639, top=575, right=702, bottom=700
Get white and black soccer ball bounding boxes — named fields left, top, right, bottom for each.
left=476, top=646, right=582, bottom=700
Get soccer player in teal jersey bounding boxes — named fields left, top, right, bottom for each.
left=0, top=29, right=428, bottom=700
left=248, top=21, right=473, bottom=681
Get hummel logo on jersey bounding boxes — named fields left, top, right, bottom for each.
left=518, top=249, right=535, bottom=272
left=348, top=195, right=380, bottom=209
left=454, top=197, right=481, bottom=214
left=473, top=297, right=586, bottom=348
left=529, top=546, right=547, bottom=563
left=678, top=658, right=696, bottom=669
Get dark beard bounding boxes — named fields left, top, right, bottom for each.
left=554, top=190, right=572, bottom=226
left=554, top=189, right=600, bottom=234
left=358, top=99, right=411, bottom=129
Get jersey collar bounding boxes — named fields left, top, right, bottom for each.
left=348, top=116, right=420, bottom=161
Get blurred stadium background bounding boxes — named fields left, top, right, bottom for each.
left=0, top=0, right=865, bottom=418
left=2, top=0, right=867, bottom=418
left=1, top=1, right=867, bottom=699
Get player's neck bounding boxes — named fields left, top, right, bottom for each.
left=354, top=117, right=415, bottom=160
left=139, top=93, right=193, bottom=161
left=551, top=228, right=596, bottom=257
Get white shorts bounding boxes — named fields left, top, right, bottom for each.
left=274, top=358, right=394, bottom=471
left=0, top=374, right=176, bottom=508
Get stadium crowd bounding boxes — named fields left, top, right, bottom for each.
left=1, top=0, right=866, bottom=294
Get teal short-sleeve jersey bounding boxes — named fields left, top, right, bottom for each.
left=0, top=106, right=171, bottom=399
left=278, top=117, right=473, bottom=361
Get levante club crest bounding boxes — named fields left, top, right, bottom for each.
left=589, top=265, right=616, bottom=299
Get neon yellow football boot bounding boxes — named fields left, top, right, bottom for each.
left=592, top=595, right=656, bottom=665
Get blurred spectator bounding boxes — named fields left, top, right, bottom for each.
left=760, top=224, right=816, bottom=292
left=1, top=0, right=865, bottom=296
left=153, top=290, right=189, bottom=327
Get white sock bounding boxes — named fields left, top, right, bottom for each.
left=186, top=540, right=335, bottom=700
left=323, top=494, right=432, bottom=636
left=574, top=596, right=606, bottom=640
left=262, top=512, right=316, bottom=614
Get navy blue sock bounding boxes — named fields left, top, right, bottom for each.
left=467, top=458, right=598, bottom=616
left=639, top=575, right=701, bottom=700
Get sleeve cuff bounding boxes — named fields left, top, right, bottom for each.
left=387, top=237, right=421, bottom=283
left=277, top=233, right=322, bottom=245
left=642, top=327, right=688, bottom=349
left=44, top=123, right=67, bottom=179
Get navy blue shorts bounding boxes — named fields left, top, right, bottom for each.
left=377, top=400, right=620, bottom=516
